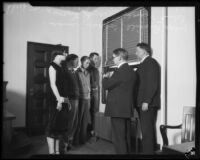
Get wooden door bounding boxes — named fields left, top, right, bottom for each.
left=26, top=42, right=68, bottom=135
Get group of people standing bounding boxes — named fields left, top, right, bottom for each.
left=45, top=42, right=160, bottom=155
left=102, top=42, right=160, bottom=154
left=46, top=52, right=100, bottom=154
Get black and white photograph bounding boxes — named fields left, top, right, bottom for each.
left=2, top=1, right=200, bottom=159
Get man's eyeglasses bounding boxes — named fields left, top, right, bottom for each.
left=112, top=56, right=118, bottom=60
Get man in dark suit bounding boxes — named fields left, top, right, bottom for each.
left=135, top=42, right=160, bottom=154
left=87, top=52, right=100, bottom=140
left=102, top=48, right=136, bottom=154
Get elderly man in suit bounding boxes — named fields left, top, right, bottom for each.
left=135, top=42, right=160, bottom=154
left=102, top=48, right=137, bottom=154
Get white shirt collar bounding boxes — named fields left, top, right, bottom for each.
left=140, top=55, right=149, bottom=63
left=118, top=62, right=126, bottom=68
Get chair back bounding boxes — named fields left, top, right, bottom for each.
left=181, top=106, right=195, bottom=143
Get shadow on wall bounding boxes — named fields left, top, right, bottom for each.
left=5, top=90, right=26, bottom=127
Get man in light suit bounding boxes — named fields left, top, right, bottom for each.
left=135, top=42, right=160, bottom=154
left=102, top=48, right=137, bottom=154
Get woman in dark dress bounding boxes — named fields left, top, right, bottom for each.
left=46, top=51, right=70, bottom=154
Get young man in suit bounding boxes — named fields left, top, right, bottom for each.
left=135, top=42, right=160, bottom=154
left=102, top=48, right=137, bottom=154
left=62, top=54, right=80, bottom=152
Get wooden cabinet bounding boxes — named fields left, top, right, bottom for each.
left=3, top=110, right=16, bottom=147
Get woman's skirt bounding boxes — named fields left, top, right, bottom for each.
left=46, top=103, right=69, bottom=139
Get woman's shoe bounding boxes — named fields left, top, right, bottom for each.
left=67, top=143, right=73, bottom=150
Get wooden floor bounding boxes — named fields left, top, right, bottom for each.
left=5, top=135, right=116, bottom=158
left=3, top=133, right=166, bottom=159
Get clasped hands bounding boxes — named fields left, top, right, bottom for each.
left=103, top=71, right=114, bottom=78
left=56, top=97, right=71, bottom=111
left=142, top=102, right=149, bottom=111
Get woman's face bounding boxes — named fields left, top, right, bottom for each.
left=58, top=54, right=66, bottom=61
left=82, top=59, right=90, bottom=69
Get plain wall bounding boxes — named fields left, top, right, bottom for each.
left=151, top=7, right=166, bottom=147
left=150, top=7, right=196, bottom=146
left=167, top=7, right=196, bottom=145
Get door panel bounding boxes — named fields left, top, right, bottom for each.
left=26, top=42, right=68, bottom=135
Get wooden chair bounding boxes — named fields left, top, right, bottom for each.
left=160, top=106, right=195, bottom=146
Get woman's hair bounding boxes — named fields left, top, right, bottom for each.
left=80, top=56, right=90, bottom=64
left=66, top=54, right=78, bottom=62
left=51, top=50, right=63, bottom=61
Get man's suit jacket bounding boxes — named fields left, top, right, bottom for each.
left=136, top=56, right=160, bottom=108
left=102, top=63, right=136, bottom=118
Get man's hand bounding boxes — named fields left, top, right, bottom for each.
left=103, top=72, right=110, bottom=78
left=103, top=71, right=113, bottom=78
left=142, top=102, right=149, bottom=111
left=56, top=102, right=63, bottom=111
